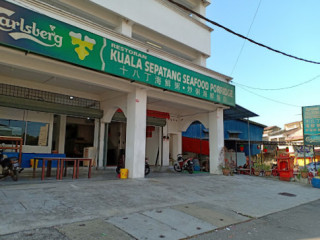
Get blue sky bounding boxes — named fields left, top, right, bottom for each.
left=206, top=0, right=320, bottom=128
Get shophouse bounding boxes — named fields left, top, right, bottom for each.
left=182, top=105, right=266, bottom=167
left=0, top=0, right=235, bottom=178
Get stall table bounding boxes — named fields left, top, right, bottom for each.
left=60, top=158, right=92, bottom=180
left=34, top=157, right=92, bottom=180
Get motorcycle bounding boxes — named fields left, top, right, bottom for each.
left=174, top=154, right=194, bottom=174
left=144, top=158, right=150, bottom=176
left=116, top=155, right=150, bottom=176
left=0, top=148, right=22, bottom=181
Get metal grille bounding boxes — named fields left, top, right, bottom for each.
left=0, top=83, right=100, bottom=109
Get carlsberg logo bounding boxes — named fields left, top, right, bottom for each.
left=0, top=6, right=63, bottom=47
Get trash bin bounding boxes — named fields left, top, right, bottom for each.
left=311, top=177, right=320, bottom=188
left=120, top=168, right=128, bottom=179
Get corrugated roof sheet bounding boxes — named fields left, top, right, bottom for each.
left=224, top=104, right=258, bottom=120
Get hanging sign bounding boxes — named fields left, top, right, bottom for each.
left=0, top=1, right=235, bottom=106
left=302, top=105, right=320, bottom=145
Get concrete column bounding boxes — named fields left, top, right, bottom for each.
left=93, top=118, right=100, bottom=166
left=162, top=126, right=170, bottom=166
left=116, top=19, right=133, bottom=37
left=193, top=54, right=207, bottom=67
left=125, top=88, right=147, bottom=178
left=193, top=1, right=206, bottom=24
left=209, top=108, right=224, bottom=174
left=58, top=115, right=66, bottom=154
left=171, top=132, right=182, bottom=160
left=93, top=119, right=99, bottom=149
left=98, top=122, right=105, bottom=169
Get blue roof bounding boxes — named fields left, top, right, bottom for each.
left=224, top=104, right=258, bottom=120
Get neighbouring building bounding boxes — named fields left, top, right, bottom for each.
left=263, top=121, right=303, bottom=146
left=182, top=105, right=266, bottom=167
left=0, top=0, right=236, bottom=178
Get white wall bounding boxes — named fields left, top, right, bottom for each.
left=90, top=0, right=211, bottom=56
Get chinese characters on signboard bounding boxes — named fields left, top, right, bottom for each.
left=0, top=1, right=235, bottom=106
left=302, top=105, right=320, bottom=145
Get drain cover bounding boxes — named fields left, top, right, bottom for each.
left=278, top=192, right=296, bottom=197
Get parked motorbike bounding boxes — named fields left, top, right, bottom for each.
left=174, top=154, right=194, bottom=174
left=144, top=158, right=150, bottom=176
left=0, top=148, right=21, bottom=181
left=116, top=155, right=150, bottom=176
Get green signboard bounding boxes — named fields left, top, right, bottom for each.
left=302, top=105, right=320, bottom=145
left=0, top=1, right=235, bottom=106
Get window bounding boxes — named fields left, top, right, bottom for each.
left=0, top=119, right=49, bottom=146
left=0, top=119, right=25, bottom=137
left=227, top=130, right=242, bottom=140
left=26, top=122, right=49, bottom=146
left=229, top=133, right=240, bottom=139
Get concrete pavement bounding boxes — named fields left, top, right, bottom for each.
left=0, top=167, right=319, bottom=239
left=188, top=199, right=320, bottom=240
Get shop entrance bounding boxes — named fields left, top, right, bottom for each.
left=65, top=117, right=95, bottom=158
left=104, top=109, right=168, bottom=167
left=106, top=121, right=126, bottom=166
left=146, top=125, right=161, bottom=166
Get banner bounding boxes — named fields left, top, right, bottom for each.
left=0, top=1, right=235, bottom=106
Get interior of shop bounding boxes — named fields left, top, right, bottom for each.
left=64, top=117, right=95, bottom=158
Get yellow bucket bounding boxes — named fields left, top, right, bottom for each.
left=30, top=159, right=39, bottom=168
left=120, top=168, right=128, bottom=179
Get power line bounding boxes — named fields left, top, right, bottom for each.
left=167, top=0, right=320, bottom=65
left=230, top=0, right=262, bottom=76
left=234, top=74, right=320, bottom=91
left=237, top=85, right=301, bottom=107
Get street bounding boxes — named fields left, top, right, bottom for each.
left=0, top=169, right=319, bottom=239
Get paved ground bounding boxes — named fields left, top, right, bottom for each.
left=0, top=167, right=319, bottom=239
left=188, top=199, right=320, bottom=240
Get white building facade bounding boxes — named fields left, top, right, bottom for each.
left=0, top=0, right=235, bottom=178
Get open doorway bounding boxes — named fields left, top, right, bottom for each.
left=104, top=109, right=168, bottom=167
left=65, top=117, right=94, bottom=158
left=106, top=121, right=126, bottom=166
left=145, top=125, right=161, bottom=166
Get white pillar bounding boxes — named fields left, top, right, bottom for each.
left=171, top=132, right=182, bottom=160
left=93, top=118, right=100, bottom=166
left=125, top=88, right=147, bottom=178
left=193, top=54, right=207, bottom=67
left=58, top=115, right=66, bottom=154
left=209, top=108, right=224, bottom=174
left=98, top=122, right=105, bottom=168
left=177, top=132, right=182, bottom=155
left=116, top=19, right=133, bottom=37
left=162, top=126, right=169, bottom=166
left=193, top=1, right=207, bottom=24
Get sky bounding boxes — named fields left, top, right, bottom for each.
left=206, top=0, right=320, bottom=128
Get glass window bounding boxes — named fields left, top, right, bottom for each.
left=26, top=122, right=49, bottom=146
left=0, top=119, right=49, bottom=146
left=0, top=119, right=25, bottom=137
